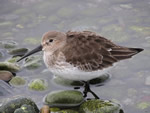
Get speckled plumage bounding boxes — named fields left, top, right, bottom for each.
left=41, top=31, right=143, bottom=80
left=17, top=31, right=143, bottom=80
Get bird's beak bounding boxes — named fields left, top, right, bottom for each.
left=17, top=45, right=42, bottom=62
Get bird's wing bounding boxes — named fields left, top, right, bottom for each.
left=61, top=31, right=141, bottom=71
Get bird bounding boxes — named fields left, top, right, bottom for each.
left=17, top=31, right=143, bottom=99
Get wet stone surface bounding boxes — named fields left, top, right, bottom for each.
left=0, top=97, right=39, bottom=113
left=44, top=90, right=84, bottom=108
left=0, top=62, right=21, bottom=72
left=28, top=79, right=48, bottom=91
left=9, top=76, right=26, bottom=86
left=79, top=99, right=121, bottom=113
left=0, top=70, right=14, bottom=82
left=8, top=48, right=28, bottom=57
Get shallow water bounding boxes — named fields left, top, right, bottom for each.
left=0, top=0, right=150, bottom=112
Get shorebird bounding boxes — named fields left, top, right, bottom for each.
left=17, top=31, right=143, bottom=98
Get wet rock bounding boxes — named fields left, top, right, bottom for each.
left=0, top=21, right=13, bottom=27
left=57, top=109, right=78, bottom=113
left=53, top=76, right=83, bottom=87
left=10, top=76, right=26, bottom=86
left=0, top=97, right=39, bottom=113
left=28, top=79, right=47, bottom=91
left=0, top=62, right=21, bottom=72
left=8, top=48, right=28, bottom=56
left=79, top=99, right=121, bottom=113
left=14, top=104, right=37, bottom=113
left=50, top=107, right=60, bottom=112
left=137, top=102, right=150, bottom=110
left=145, top=76, right=150, bottom=86
left=23, top=56, right=42, bottom=70
left=0, top=70, right=14, bottom=82
left=2, top=40, right=18, bottom=49
left=40, top=105, right=50, bottom=113
left=44, top=90, right=84, bottom=108
left=7, top=56, right=21, bottom=63
left=89, top=73, right=110, bottom=85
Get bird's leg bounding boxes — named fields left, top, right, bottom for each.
left=82, top=81, right=99, bottom=99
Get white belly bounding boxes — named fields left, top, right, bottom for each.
left=48, top=66, right=111, bottom=81
left=43, top=52, right=111, bottom=81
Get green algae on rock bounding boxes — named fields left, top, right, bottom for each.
left=57, top=109, right=78, bottom=113
left=0, top=62, right=21, bottom=72
left=7, top=56, right=21, bottom=63
left=23, top=56, right=42, bottom=70
left=0, top=97, right=39, bottom=113
left=14, top=104, right=37, bottom=113
left=10, top=76, right=26, bottom=86
left=8, top=48, right=28, bottom=56
left=0, top=70, right=14, bottom=82
left=79, top=99, right=121, bottom=113
left=3, top=40, right=18, bottom=49
left=45, top=90, right=84, bottom=108
left=137, top=102, right=150, bottom=110
left=28, top=79, right=48, bottom=91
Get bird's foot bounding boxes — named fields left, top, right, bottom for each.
left=82, top=81, right=99, bottom=99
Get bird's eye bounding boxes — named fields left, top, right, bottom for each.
left=49, top=39, right=53, bottom=42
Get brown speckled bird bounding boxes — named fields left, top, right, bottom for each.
left=17, top=31, right=143, bottom=98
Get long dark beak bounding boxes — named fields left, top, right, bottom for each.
left=17, top=45, right=42, bottom=62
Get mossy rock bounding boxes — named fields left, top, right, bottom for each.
left=7, top=56, right=21, bottom=63
left=57, top=109, right=78, bottom=113
left=23, top=56, right=42, bottom=70
left=28, top=79, right=48, bottom=91
left=79, top=99, right=121, bottom=113
left=3, top=40, right=17, bottom=49
left=53, top=76, right=83, bottom=87
left=10, top=76, right=26, bottom=86
left=14, top=104, right=37, bottom=113
left=0, top=62, right=21, bottom=72
left=8, top=48, right=28, bottom=56
left=137, top=102, right=150, bottom=110
left=45, top=90, right=84, bottom=108
left=0, top=97, right=39, bottom=113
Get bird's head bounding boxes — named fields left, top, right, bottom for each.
left=17, top=31, right=66, bottom=62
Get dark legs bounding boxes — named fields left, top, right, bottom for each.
left=82, top=81, right=99, bottom=99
